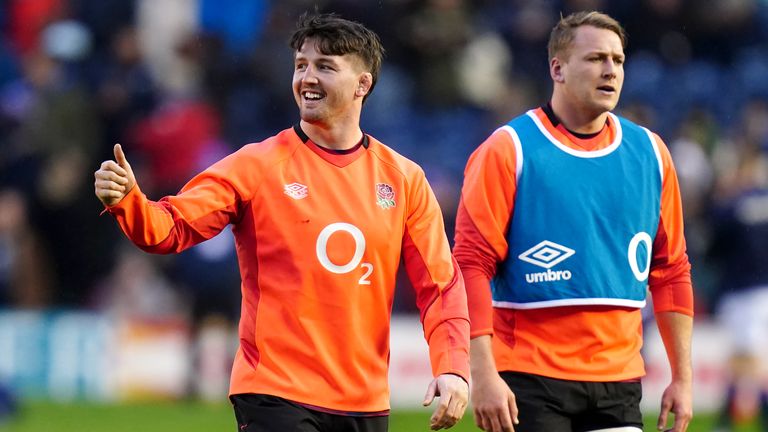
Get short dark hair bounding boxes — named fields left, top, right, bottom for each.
left=290, top=13, right=384, bottom=101
left=548, top=11, right=627, bottom=62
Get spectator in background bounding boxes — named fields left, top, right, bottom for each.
left=399, top=0, right=473, bottom=108
left=455, top=11, right=693, bottom=432
left=0, top=187, right=50, bottom=307
left=3, top=18, right=117, bottom=306
left=94, top=13, right=470, bottom=431
left=709, top=104, right=768, bottom=432
left=94, top=26, right=157, bottom=147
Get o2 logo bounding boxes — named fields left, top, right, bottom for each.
left=316, top=223, right=373, bottom=285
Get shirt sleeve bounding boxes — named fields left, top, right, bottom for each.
left=453, top=129, right=518, bottom=337
left=648, top=134, right=695, bottom=316
left=402, top=168, right=470, bottom=381
left=105, top=151, right=249, bottom=254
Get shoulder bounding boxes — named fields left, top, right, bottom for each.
left=204, top=128, right=300, bottom=193
left=468, top=126, right=520, bottom=168
left=366, top=135, right=425, bottom=180
left=237, top=128, right=301, bottom=161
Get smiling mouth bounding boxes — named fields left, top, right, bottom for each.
left=302, top=90, right=325, bottom=101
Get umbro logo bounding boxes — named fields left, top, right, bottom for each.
left=518, top=240, right=575, bottom=269
left=284, top=183, right=308, bottom=200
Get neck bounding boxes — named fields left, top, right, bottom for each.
left=550, top=94, right=609, bottom=134
left=300, top=115, right=363, bottom=151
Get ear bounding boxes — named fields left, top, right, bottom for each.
left=550, top=57, right=565, bottom=83
left=355, top=72, right=373, bottom=98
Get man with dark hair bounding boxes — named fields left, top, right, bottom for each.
left=95, top=13, right=469, bottom=432
left=455, top=11, right=694, bottom=432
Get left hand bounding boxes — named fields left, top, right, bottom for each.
left=657, top=379, right=692, bottom=432
left=423, top=373, right=469, bottom=430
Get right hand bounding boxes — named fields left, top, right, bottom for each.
left=471, top=371, right=519, bottom=432
left=94, top=143, right=136, bottom=207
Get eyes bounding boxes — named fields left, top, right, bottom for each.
left=587, top=55, right=624, bottom=66
left=294, top=62, right=337, bottom=72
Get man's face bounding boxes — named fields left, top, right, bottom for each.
left=292, top=39, right=369, bottom=125
left=555, top=26, right=625, bottom=116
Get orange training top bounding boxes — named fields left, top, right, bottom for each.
left=107, top=126, right=470, bottom=413
left=454, top=108, right=693, bottom=381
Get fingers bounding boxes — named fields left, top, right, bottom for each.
left=96, top=162, right=129, bottom=183
left=657, top=405, right=670, bottom=431
left=507, top=390, right=520, bottom=425
left=429, top=392, right=450, bottom=430
left=430, top=393, right=467, bottom=430
left=95, top=144, right=137, bottom=207
left=423, top=379, right=438, bottom=407
left=488, top=413, right=503, bottom=432
left=94, top=161, right=131, bottom=207
left=473, top=408, right=488, bottom=430
left=428, top=376, right=469, bottom=430
left=94, top=179, right=126, bottom=193
left=670, top=407, right=692, bottom=432
left=472, top=401, right=516, bottom=431
left=114, top=143, right=130, bottom=168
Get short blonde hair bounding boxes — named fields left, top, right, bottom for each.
left=547, top=11, right=626, bottom=61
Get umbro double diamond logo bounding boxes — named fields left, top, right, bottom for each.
left=518, top=240, right=575, bottom=283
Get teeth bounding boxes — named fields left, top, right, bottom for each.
left=304, top=92, right=322, bottom=99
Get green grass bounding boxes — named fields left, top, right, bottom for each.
left=0, top=400, right=760, bottom=431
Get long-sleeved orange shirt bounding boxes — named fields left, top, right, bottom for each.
left=107, top=126, right=470, bottom=413
left=454, top=108, right=693, bottom=381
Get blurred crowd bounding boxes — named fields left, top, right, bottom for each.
left=0, top=0, right=767, bottom=325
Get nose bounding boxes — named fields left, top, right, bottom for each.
left=300, top=64, right=319, bottom=84
left=602, top=60, right=617, bottom=79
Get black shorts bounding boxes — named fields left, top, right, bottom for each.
left=230, top=394, right=389, bottom=432
left=500, top=372, right=643, bottom=432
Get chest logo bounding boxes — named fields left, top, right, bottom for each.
left=519, top=240, right=575, bottom=284
left=518, top=240, right=575, bottom=269
left=284, top=183, right=308, bottom=200
left=375, top=183, right=396, bottom=209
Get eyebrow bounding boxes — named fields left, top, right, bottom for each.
left=585, top=50, right=624, bottom=58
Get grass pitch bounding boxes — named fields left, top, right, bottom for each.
left=0, top=400, right=760, bottom=431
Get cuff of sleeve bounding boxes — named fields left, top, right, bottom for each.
left=464, top=271, right=494, bottom=335
left=651, top=280, right=694, bottom=316
left=101, top=184, right=141, bottom=215
left=428, top=319, right=470, bottom=383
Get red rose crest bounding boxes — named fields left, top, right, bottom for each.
left=376, top=183, right=396, bottom=209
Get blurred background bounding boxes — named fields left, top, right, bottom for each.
left=0, top=0, right=767, bottom=430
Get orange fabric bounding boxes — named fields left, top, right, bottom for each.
left=454, top=107, right=693, bottom=381
left=108, top=127, right=470, bottom=412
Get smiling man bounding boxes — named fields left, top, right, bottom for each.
left=94, top=13, right=469, bottom=432
left=454, top=11, right=694, bottom=432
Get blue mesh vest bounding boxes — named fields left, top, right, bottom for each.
left=491, top=110, right=662, bottom=309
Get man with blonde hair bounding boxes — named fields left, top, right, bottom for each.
left=455, top=11, right=693, bottom=432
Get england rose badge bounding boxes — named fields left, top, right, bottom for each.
left=375, top=183, right=396, bottom=209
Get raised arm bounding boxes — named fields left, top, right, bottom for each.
left=94, top=144, right=136, bottom=207
left=95, top=144, right=253, bottom=254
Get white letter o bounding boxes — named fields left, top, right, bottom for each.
left=627, top=232, right=652, bottom=281
left=316, top=223, right=366, bottom=274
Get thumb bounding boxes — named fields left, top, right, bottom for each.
left=114, top=143, right=130, bottom=168
left=423, top=379, right=438, bottom=406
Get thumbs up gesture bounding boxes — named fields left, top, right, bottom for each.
left=94, top=144, right=137, bottom=207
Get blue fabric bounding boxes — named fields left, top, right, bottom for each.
left=491, top=112, right=662, bottom=308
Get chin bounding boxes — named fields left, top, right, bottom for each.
left=594, top=100, right=618, bottom=114
left=299, top=108, right=320, bottom=122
